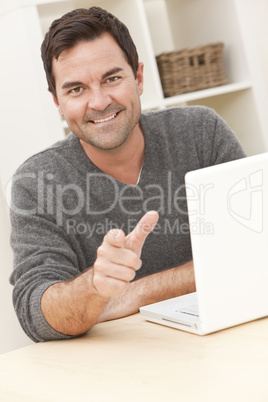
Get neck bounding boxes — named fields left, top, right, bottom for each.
left=80, top=124, right=145, bottom=185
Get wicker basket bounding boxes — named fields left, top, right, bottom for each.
left=156, top=42, right=227, bottom=98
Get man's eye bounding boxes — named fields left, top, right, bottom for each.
left=70, top=87, right=83, bottom=94
left=106, top=76, right=119, bottom=83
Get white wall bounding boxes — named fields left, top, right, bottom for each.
left=0, top=5, right=64, bottom=354
left=248, top=0, right=268, bottom=97
left=0, top=184, right=33, bottom=353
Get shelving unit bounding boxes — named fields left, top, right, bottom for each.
left=143, top=0, right=268, bottom=155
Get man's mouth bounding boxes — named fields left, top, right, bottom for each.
left=91, top=113, right=118, bottom=124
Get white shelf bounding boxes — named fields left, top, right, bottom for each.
left=163, top=82, right=253, bottom=107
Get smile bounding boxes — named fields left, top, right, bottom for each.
left=92, top=113, right=117, bottom=124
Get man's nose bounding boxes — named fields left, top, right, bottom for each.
left=87, top=87, right=112, bottom=111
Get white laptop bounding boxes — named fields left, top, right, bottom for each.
left=140, top=152, right=268, bottom=335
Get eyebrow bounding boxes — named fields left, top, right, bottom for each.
left=61, top=67, right=124, bottom=90
left=101, top=67, right=123, bottom=80
left=62, top=81, right=84, bottom=90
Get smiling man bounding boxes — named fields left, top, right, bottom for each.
left=52, top=35, right=145, bottom=185
left=9, top=7, right=245, bottom=342
left=53, top=38, right=143, bottom=152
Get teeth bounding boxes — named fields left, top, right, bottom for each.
left=93, top=113, right=117, bottom=124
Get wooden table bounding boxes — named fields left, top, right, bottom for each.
left=0, top=313, right=267, bottom=401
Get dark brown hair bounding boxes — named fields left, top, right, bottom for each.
left=41, top=7, right=139, bottom=98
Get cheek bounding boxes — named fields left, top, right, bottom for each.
left=116, top=82, right=141, bottom=105
left=61, top=99, right=86, bottom=121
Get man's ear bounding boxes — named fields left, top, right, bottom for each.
left=136, top=62, right=144, bottom=96
left=51, top=92, right=64, bottom=117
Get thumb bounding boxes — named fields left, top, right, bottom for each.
left=125, top=210, right=159, bottom=256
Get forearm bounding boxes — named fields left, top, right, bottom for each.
left=41, top=268, right=109, bottom=336
left=41, top=259, right=195, bottom=335
left=97, top=260, right=195, bottom=323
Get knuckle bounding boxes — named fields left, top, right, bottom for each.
left=105, top=228, right=123, bottom=243
left=130, top=254, right=138, bottom=267
left=93, top=260, right=103, bottom=274
left=92, top=273, right=105, bottom=293
left=127, top=269, right=136, bottom=282
left=128, top=252, right=140, bottom=269
left=137, top=258, right=142, bottom=270
left=97, top=245, right=106, bottom=258
left=94, top=256, right=108, bottom=274
left=103, top=231, right=111, bottom=242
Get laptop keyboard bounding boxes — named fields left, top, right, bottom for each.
left=176, top=304, right=199, bottom=317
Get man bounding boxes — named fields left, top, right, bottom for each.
left=10, top=7, right=245, bottom=342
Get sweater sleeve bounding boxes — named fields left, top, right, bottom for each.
left=9, top=175, right=81, bottom=342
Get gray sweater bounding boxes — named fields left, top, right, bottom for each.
left=10, top=106, right=245, bottom=342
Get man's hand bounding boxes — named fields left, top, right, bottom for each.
left=41, top=209, right=194, bottom=336
left=92, top=210, right=159, bottom=297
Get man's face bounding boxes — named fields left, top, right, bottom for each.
left=52, top=33, right=144, bottom=151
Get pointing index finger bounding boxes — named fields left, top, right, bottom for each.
left=125, top=210, right=159, bottom=255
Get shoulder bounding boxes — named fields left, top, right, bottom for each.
left=141, top=105, right=216, bottom=122
left=14, top=133, right=78, bottom=175
left=140, top=106, right=245, bottom=167
left=140, top=106, right=220, bottom=143
left=140, top=106, right=219, bottom=134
